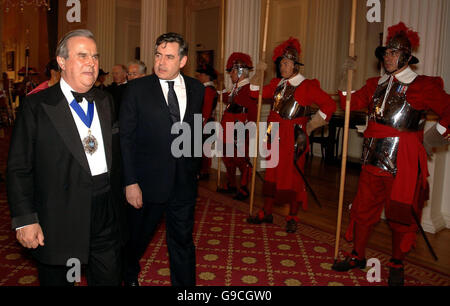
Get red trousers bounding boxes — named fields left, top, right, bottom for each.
left=222, top=156, right=251, bottom=188
left=345, top=166, right=426, bottom=260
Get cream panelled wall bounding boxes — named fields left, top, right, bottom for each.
left=91, top=0, right=116, bottom=82
left=265, top=0, right=308, bottom=83
left=140, top=0, right=167, bottom=73
left=303, top=0, right=339, bottom=93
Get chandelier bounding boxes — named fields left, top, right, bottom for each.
left=1, top=0, right=51, bottom=12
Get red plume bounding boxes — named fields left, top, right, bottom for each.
left=272, top=37, right=302, bottom=62
left=386, top=22, right=420, bottom=49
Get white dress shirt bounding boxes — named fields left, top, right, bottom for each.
left=159, top=74, right=187, bottom=122
left=60, top=78, right=108, bottom=176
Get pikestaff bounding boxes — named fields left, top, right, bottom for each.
left=249, top=0, right=271, bottom=217
left=332, top=0, right=358, bottom=266
left=216, top=0, right=226, bottom=191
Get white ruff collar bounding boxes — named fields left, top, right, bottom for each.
left=236, top=78, right=250, bottom=88
left=379, top=66, right=418, bottom=85
left=278, top=73, right=305, bottom=87
left=203, top=81, right=215, bottom=87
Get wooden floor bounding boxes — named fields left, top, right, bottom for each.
left=199, top=156, right=450, bottom=276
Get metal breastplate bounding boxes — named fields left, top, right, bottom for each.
left=362, top=137, right=400, bottom=175
left=273, top=82, right=309, bottom=119
left=369, top=78, right=425, bottom=131
left=225, top=86, right=248, bottom=114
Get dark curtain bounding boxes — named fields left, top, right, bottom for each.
left=47, top=0, right=59, bottom=59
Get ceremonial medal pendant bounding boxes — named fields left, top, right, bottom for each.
left=83, top=129, right=98, bottom=155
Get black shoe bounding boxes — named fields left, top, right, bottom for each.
left=286, top=219, right=298, bottom=233
left=217, top=185, right=237, bottom=194
left=388, top=259, right=404, bottom=286
left=233, top=186, right=249, bottom=201
left=247, top=211, right=273, bottom=224
left=332, top=251, right=367, bottom=272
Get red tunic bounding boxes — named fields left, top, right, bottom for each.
left=202, top=85, right=218, bottom=125
left=27, top=81, right=50, bottom=96
left=221, top=82, right=257, bottom=144
left=341, top=74, right=450, bottom=204
left=252, top=76, right=336, bottom=206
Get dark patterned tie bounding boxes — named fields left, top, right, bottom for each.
left=167, top=81, right=180, bottom=123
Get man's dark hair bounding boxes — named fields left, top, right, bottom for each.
left=45, top=58, right=60, bottom=78
left=155, top=32, right=188, bottom=58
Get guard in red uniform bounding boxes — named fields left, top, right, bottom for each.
left=332, top=22, right=450, bottom=286
left=247, top=37, right=336, bottom=233
left=196, top=65, right=218, bottom=180
left=217, top=52, right=257, bottom=201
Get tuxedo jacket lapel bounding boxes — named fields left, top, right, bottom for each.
left=41, top=86, right=91, bottom=175
left=95, top=91, right=112, bottom=172
left=151, top=75, right=171, bottom=115
left=182, top=75, right=193, bottom=123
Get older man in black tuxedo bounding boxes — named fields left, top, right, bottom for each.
left=120, top=32, right=204, bottom=286
left=7, top=29, right=125, bottom=286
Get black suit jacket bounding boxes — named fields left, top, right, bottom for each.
left=7, top=84, right=126, bottom=265
left=120, top=74, right=205, bottom=203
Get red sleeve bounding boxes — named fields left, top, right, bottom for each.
left=202, top=87, right=217, bottom=121
left=249, top=78, right=280, bottom=100
left=407, top=76, right=450, bottom=134
left=294, top=79, right=336, bottom=121
left=338, top=77, right=379, bottom=111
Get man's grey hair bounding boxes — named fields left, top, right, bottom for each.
left=127, top=60, right=147, bottom=74
left=56, top=29, right=96, bottom=59
left=155, top=32, right=188, bottom=58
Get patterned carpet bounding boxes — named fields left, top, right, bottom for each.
left=0, top=127, right=449, bottom=286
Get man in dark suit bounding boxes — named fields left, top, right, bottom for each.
left=106, top=64, right=128, bottom=120
left=120, top=32, right=204, bottom=286
left=7, top=29, right=125, bottom=286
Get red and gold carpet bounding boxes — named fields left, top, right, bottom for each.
left=1, top=184, right=449, bottom=286
left=0, top=128, right=449, bottom=286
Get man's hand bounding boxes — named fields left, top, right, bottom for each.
left=126, top=183, right=143, bottom=209
left=306, top=112, right=328, bottom=136
left=338, top=56, right=357, bottom=92
left=16, top=223, right=45, bottom=249
left=423, top=124, right=450, bottom=158
left=249, top=61, right=267, bottom=86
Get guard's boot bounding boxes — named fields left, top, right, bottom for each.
left=247, top=210, right=273, bottom=224
left=285, top=216, right=299, bottom=233
left=217, top=184, right=237, bottom=194
left=332, top=250, right=367, bottom=272
left=234, top=186, right=249, bottom=201
left=387, top=259, right=404, bottom=286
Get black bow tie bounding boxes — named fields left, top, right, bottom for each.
left=72, top=89, right=96, bottom=103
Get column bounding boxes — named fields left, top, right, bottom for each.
left=384, top=0, right=448, bottom=233
left=92, top=0, right=116, bottom=78
left=140, top=0, right=167, bottom=72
